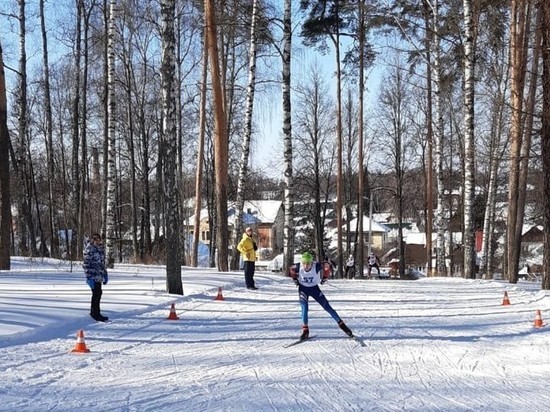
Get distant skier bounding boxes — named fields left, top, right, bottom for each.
left=345, top=254, right=355, bottom=278
left=367, top=252, right=381, bottom=278
left=288, top=251, right=353, bottom=341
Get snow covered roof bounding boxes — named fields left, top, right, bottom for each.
left=522, top=224, right=543, bottom=236
left=185, top=200, right=282, bottom=226
left=372, top=212, right=392, bottom=223
left=406, top=233, right=426, bottom=245
left=235, top=200, right=282, bottom=224
left=404, top=232, right=463, bottom=246
left=345, top=216, right=389, bottom=233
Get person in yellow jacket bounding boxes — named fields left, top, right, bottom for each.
left=237, top=226, right=258, bottom=290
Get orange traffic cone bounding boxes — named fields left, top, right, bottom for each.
left=215, top=286, right=225, bottom=301
left=534, top=309, right=544, bottom=328
left=71, top=329, right=90, bottom=353
left=167, top=303, right=179, bottom=320
left=501, top=291, right=511, bottom=306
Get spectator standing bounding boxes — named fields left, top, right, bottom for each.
left=83, top=233, right=109, bottom=322
left=237, top=226, right=258, bottom=290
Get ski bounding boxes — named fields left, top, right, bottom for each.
left=283, top=335, right=317, bottom=348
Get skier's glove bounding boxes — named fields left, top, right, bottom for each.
left=103, top=272, right=108, bottom=285
left=293, top=278, right=299, bottom=286
left=320, top=278, right=327, bottom=285
left=86, top=277, right=95, bottom=289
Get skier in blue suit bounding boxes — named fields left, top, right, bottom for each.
left=289, top=251, right=353, bottom=340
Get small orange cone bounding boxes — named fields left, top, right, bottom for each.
left=167, top=303, right=179, bottom=320
left=501, top=291, right=511, bottom=306
left=534, top=309, right=544, bottom=328
left=71, top=329, right=90, bottom=353
left=215, top=286, right=225, bottom=301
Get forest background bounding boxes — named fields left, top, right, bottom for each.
left=0, top=0, right=549, bottom=292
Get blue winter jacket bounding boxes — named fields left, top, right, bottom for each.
left=83, top=242, right=106, bottom=282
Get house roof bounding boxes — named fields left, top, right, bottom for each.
left=406, top=233, right=426, bottom=245
left=185, top=200, right=282, bottom=226
left=345, top=216, right=389, bottom=233
left=238, top=200, right=282, bottom=224
left=404, top=232, right=463, bottom=246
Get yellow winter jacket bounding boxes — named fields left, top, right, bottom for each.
left=237, top=233, right=257, bottom=262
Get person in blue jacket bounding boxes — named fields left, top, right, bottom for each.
left=83, top=233, right=109, bottom=322
left=289, top=251, right=353, bottom=340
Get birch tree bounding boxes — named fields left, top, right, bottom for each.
left=231, top=0, right=260, bottom=270
left=423, top=1, right=434, bottom=277
left=462, top=0, right=475, bottom=278
left=105, top=0, right=117, bottom=268
left=282, top=0, right=294, bottom=271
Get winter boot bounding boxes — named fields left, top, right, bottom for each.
left=338, top=320, right=353, bottom=337
left=300, top=325, right=309, bottom=341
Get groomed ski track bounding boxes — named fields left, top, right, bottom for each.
left=1, top=268, right=549, bottom=411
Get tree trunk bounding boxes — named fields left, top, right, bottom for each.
left=192, top=27, right=208, bottom=268
left=105, top=0, right=117, bottom=268
left=516, top=6, right=541, bottom=276
left=0, top=41, right=11, bottom=270
left=39, top=0, right=59, bottom=258
left=332, top=25, right=344, bottom=278
left=161, top=0, right=183, bottom=293
left=71, top=0, right=83, bottom=260
left=506, top=0, right=529, bottom=284
left=121, top=40, right=139, bottom=261
left=80, top=4, right=93, bottom=259
left=357, top=0, right=365, bottom=277
left=16, top=0, right=38, bottom=257
left=424, top=0, right=434, bottom=277
left=205, top=0, right=229, bottom=272
left=462, top=0, right=476, bottom=279
left=282, top=0, right=294, bottom=271
left=432, top=0, right=446, bottom=276
left=480, top=36, right=510, bottom=279
left=541, top=0, right=550, bottom=290
left=231, top=0, right=260, bottom=270
left=480, top=117, right=506, bottom=279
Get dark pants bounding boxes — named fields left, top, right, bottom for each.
left=90, top=281, right=103, bottom=316
left=243, top=261, right=256, bottom=288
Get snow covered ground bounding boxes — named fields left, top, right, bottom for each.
left=1, top=257, right=550, bottom=411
